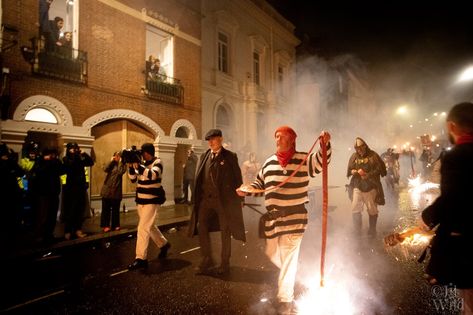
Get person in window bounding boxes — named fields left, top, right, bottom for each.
left=45, top=16, right=64, bottom=53
left=59, top=31, right=73, bottom=59
left=39, top=0, right=53, bottom=39
left=148, top=58, right=167, bottom=82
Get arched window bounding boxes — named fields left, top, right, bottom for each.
left=176, top=126, right=189, bottom=138
left=24, top=108, right=58, bottom=124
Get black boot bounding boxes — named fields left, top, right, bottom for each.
left=352, top=213, right=362, bottom=236
left=368, top=214, right=378, bottom=237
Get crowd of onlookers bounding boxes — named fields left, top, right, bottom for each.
left=0, top=141, right=94, bottom=249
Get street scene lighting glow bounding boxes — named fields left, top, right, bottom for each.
left=396, top=106, right=408, bottom=115
left=457, top=66, right=473, bottom=83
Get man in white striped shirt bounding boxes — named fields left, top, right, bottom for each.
left=127, top=143, right=170, bottom=270
left=238, top=126, right=331, bottom=314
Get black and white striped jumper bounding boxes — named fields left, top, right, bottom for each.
left=249, top=145, right=331, bottom=238
left=128, top=157, right=163, bottom=205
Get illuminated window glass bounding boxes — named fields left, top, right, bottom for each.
left=25, top=108, right=58, bottom=123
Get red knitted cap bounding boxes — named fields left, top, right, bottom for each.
left=274, top=126, right=297, bottom=139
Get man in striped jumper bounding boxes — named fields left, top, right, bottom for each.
left=238, top=126, right=331, bottom=314
left=127, top=143, right=171, bottom=270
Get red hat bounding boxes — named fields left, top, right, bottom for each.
left=274, top=126, right=297, bottom=139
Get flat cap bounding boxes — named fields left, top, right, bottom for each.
left=205, top=128, right=222, bottom=140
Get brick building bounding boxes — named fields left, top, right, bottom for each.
left=0, top=0, right=203, bottom=209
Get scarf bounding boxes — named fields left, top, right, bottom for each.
left=457, top=134, right=473, bottom=145
left=276, top=147, right=295, bottom=168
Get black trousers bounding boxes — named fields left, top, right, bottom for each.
left=198, top=199, right=231, bottom=264
left=101, top=198, right=121, bottom=229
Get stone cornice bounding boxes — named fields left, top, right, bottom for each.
left=97, top=0, right=201, bottom=46
left=234, top=0, right=300, bottom=47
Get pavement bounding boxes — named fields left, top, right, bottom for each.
left=4, top=203, right=192, bottom=262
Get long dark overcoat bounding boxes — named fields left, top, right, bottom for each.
left=187, top=147, right=246, bottom=242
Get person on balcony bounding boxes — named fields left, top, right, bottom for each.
left=148, top=58, right=167, bottom=82
left=45, top=16, right=64, bottom=53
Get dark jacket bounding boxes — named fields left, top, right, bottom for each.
left=421, top=142, right=473, bottom=288
left=187, top=147, right=245, bottom=242
left=100, top=160, right=126, bottom=200
left=347, top=139, right=386, bottom=205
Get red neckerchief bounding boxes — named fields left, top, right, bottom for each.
left=457, top=135, right=473, bottom=145
left=276, top=147, right=295, bottom=168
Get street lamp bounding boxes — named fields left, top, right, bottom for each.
left=457, top=65, right=473, bottom=83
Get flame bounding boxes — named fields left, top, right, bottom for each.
left=400, top=232, right=433, bottom=246
left=407, top=175, right=439, bottom=210
left=296, top=275, right=356, bottom=315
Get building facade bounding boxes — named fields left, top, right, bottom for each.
left=201, top=0, right=299, bottom=161
left=0, top=0, right=203, bottom=209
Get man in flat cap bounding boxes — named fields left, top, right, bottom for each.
left=188, top=128, right=245, bottom=275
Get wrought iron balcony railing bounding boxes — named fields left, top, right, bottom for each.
left=25, top=37, right=87, bottom=84
left=143, top=73, right=184, bottom=105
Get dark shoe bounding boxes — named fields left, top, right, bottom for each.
left=128, top=258, right=148, bottom=270
left=216, top=263, right=230, bottom=275
left=158, top=242, right=171, bottom=259
left=195, top=257, right=215, bottom=274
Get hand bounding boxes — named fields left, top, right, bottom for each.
left=384, top=233, right=404, bottom=246
left=319, top=131, right=331, bottom=144
left=357, top=169, right=366, bottom=177
left=351, top=169, right=357, bottom=175
left=236, top=188, right=246, bottom=197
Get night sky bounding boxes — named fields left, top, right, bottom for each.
left=267, top=1, right=473, bottom=110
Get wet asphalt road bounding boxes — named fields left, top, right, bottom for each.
left=1, top=185, right=452, bottom=315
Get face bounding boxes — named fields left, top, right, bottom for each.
left=275, top=131, right=294, bottom=153
left=57, top=20, right=64, bottom=29
left=207, top=136, right=223, bottom=152
left=142, top=151, right=152, bottom=161
left=355, top=145, right=367, bottom=157
left=65, top=32, right=72, bottom=41
left=113, top=153, right=121, bottom=162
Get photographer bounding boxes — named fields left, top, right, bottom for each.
left=0, top=143, right=24, bottom=247
left=62, top=142, right=94, bottom=240
left=126, top=143, right=170, bottom=270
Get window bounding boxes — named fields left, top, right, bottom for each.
left=45, top=0, right=79, bottom=50
left=253, top=52, right=260, bottom=85
left=218, top=32, right=229, bottom=73
left=278, top=65, right=285, bottom=96
left=146, top=25, right=174, bottom=78
left=25, top=108, right=58, bottom=123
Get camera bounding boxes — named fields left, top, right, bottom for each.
left=121, top=145, right=142, bottom=164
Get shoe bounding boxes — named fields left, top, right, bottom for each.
left=76, top=230, right=87, bottom=238
left=158, top=242, right=171, bottom=259
left=114, top=227, right=121, bottom=231
left=216, top=263, right=230, bottom=275
left=128, top=258, right=148, bottom=270
left=103, top=227, right=111, bottom=233
left=277, top=301, right=294, bottom=315
left=195, top=257, right=215, bottom=274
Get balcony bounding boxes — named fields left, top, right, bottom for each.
left=23, top=37, right=87, bottom=84
left=143, top=73, right=184, bottom=105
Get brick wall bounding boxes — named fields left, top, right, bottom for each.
left=2, top=0, right=202, bottom=136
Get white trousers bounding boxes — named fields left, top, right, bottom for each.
left=265, top=234, right=303, bottom=303
left=135, top=203, right=167, bottom=260
left=351, top=188, right=378, bottom=215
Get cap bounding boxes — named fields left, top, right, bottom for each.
left=141, top=143, right=155, bottom=156
left=354, top=137, right=366, bottom=148
left=66, top=142, right=79, bottom=150
left=205, top=129, right=223, bottom=140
